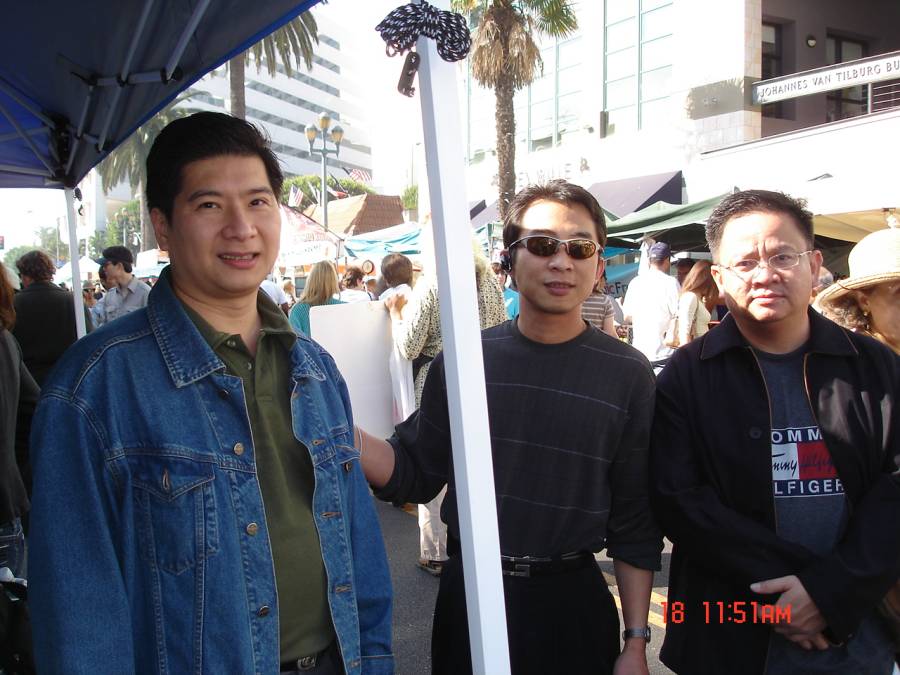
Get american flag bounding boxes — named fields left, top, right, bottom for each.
left=343, top=166, right=372, bottom=184
left=287, top=184, right=301, bottom=207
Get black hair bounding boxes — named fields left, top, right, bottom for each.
left=146, top=111, right=284, bottom=223
left=705, top=190, right=813, bottom=260
left=381, top=253, right=413, bottom=288
left=101, top=245, right=134, bottom=274
left=502, top=180, right=607, bottom=254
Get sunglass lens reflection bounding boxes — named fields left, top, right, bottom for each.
left=524, top=237, right=558, bottom=257
left=568, top=240, right=597, bottom=259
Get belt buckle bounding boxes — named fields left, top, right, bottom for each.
left=507, top=563, right=530, bottom=578
left=296, top=654, right=318, bottom=671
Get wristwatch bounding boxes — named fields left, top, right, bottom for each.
left=622, top=627, right=651, bottom=641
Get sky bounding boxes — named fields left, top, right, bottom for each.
left=0, top=188, right=70, bottom=254
left=0, top=0, right=430, bottom=258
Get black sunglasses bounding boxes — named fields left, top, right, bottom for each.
left=510, top=235, right=601, bottom=260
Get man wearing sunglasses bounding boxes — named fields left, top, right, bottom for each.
left=360, top=180, right=661, bottom=674
left=649, top=190, right=900, bottom=675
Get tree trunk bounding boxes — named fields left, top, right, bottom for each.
left=230, top=53, right=247, bottom=120
left=495, top=76, right=516, bottom=220
left=138, top=178, right=156, bottom=250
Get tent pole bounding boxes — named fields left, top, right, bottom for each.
left=416, top=11, right=511, bottom=675
left=65, top=187, right=87, bottom=338
left=165, top=0, right=213, bottom=80
left=95, top=0, right=157, bottom=151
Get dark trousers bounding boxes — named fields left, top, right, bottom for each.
left=431, top=554, right=621, bottom=675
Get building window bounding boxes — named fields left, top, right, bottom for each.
left=604, top=0, right=673, bottom=135
left=464, top=34, right=584, bottom=162
left=826, top=35, right=869, bottom=121
left=761, top=22, right=784, bottom=119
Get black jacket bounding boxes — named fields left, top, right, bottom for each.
left=0, top=330, right=38, bottom=522
left=12, top=281, right=88, bottom=386
left=650, top=309, right=900, bottom=675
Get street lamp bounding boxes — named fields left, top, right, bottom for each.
left=305, top=112, right=344, bottom=231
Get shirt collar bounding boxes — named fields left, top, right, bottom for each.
left=700, top=307, right=857, bottom=360
left=175, top=284, right=296, bottom=353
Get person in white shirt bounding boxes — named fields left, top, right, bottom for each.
left=94, top=246, right=151, bottom=326
left=339, top=267, right=371, bottom=303
left=259, top=274, right=289, bottom=314
left=623, top=241, right=679, bottom=368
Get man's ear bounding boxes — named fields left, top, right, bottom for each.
left=711, top=265, right=726, bottom=296
left=808, top=249, right=823, bottom=286
left=150, top=208, right=170, bottom=251
left=595, top=255, right=606, bottom=284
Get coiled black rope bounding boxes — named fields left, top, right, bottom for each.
left=375, top=1, right=471, bottom=62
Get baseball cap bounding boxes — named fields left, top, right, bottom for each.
left=648, top=242, right=672, bottom=261
left=96, top=245, right=134, bottom=266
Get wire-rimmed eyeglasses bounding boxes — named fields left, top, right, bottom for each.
left=719, top=251, right=814, bottom=279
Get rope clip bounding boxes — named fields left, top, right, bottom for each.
left=398, top=50, right=421, bottom=97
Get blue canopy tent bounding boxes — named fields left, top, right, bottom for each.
left=0, top=0, right=321, bottom=334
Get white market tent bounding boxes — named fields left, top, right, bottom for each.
left=1, top=1, right=510, bottom=672
left=54, top=255, right=99, bottom=286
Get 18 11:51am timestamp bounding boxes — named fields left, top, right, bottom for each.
left=662, top=601, right=792, bottom=624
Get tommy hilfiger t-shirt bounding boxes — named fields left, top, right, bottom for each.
left=756, top=346, right=893, bottom=675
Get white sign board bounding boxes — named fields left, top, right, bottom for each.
left=754, top=49, right=900, bottom=104
left=309, top=301, right=395, bottom=439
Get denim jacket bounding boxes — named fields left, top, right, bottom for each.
left=29, top=272, right=393, bottom=675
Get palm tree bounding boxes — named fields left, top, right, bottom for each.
left=96, top=92, right=197, bottom=250
left=452, top=0, right=577, bottom=218
left=229, top=11, right=320, bottom=119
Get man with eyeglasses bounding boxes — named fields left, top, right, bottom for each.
left=359, top=180, right=661, bottom=674
left=649, top=190, right=899, bottom=675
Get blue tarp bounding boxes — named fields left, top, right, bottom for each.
left=0, top=0, right=321, bottom=190
left=345, top=222, right=633, bottom=259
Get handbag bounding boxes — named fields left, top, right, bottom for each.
left=664, top=316, right=681, bottom=348
left=665, top=294, right=698, bottom=348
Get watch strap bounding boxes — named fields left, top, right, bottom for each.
left=622, top=627, right=651, bottom=641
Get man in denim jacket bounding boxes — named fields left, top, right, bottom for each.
left=29, top=112, right=393, bottom=675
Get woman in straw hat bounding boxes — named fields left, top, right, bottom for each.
left=818, top=227, right=900, bottom=355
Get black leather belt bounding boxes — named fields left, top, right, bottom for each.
left=280, top=641, right=338, bottom=673
left=500, top=551, right=595, bottom=578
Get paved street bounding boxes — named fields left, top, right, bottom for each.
left=375, top=499, right=675, bottom=674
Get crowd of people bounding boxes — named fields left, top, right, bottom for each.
left=1, top=110, right=898, bottom=675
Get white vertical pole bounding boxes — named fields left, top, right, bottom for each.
left=416, top=9, right=511, bottom=675
left=65, top=187, right=87, bottom=338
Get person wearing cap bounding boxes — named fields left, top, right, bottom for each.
left=622, top=240, right=680, bottom=369
left=650, top=190, right=899, bottom=675
left=93, top=244, right=151, bottom=326
left=818, top=228, right=900, bottom=355
left=28, top=112, right=393, bottom=675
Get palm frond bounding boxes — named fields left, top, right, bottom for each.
left=506, top=19, right=541, bottom=88
left=249, top=12, right=319, bottom=77
left=97, top=90, right=200, bottom=193
left=469, top=9, right=505, bottom=87
left=469, top=6, right=541, bottom=90
left=520, top=0, right=578, bottom=38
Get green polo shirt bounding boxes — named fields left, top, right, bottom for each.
left=182, top=293, right=334, bottom=661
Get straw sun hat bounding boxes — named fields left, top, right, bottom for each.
left=817, top=227, right=900, bottom=308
